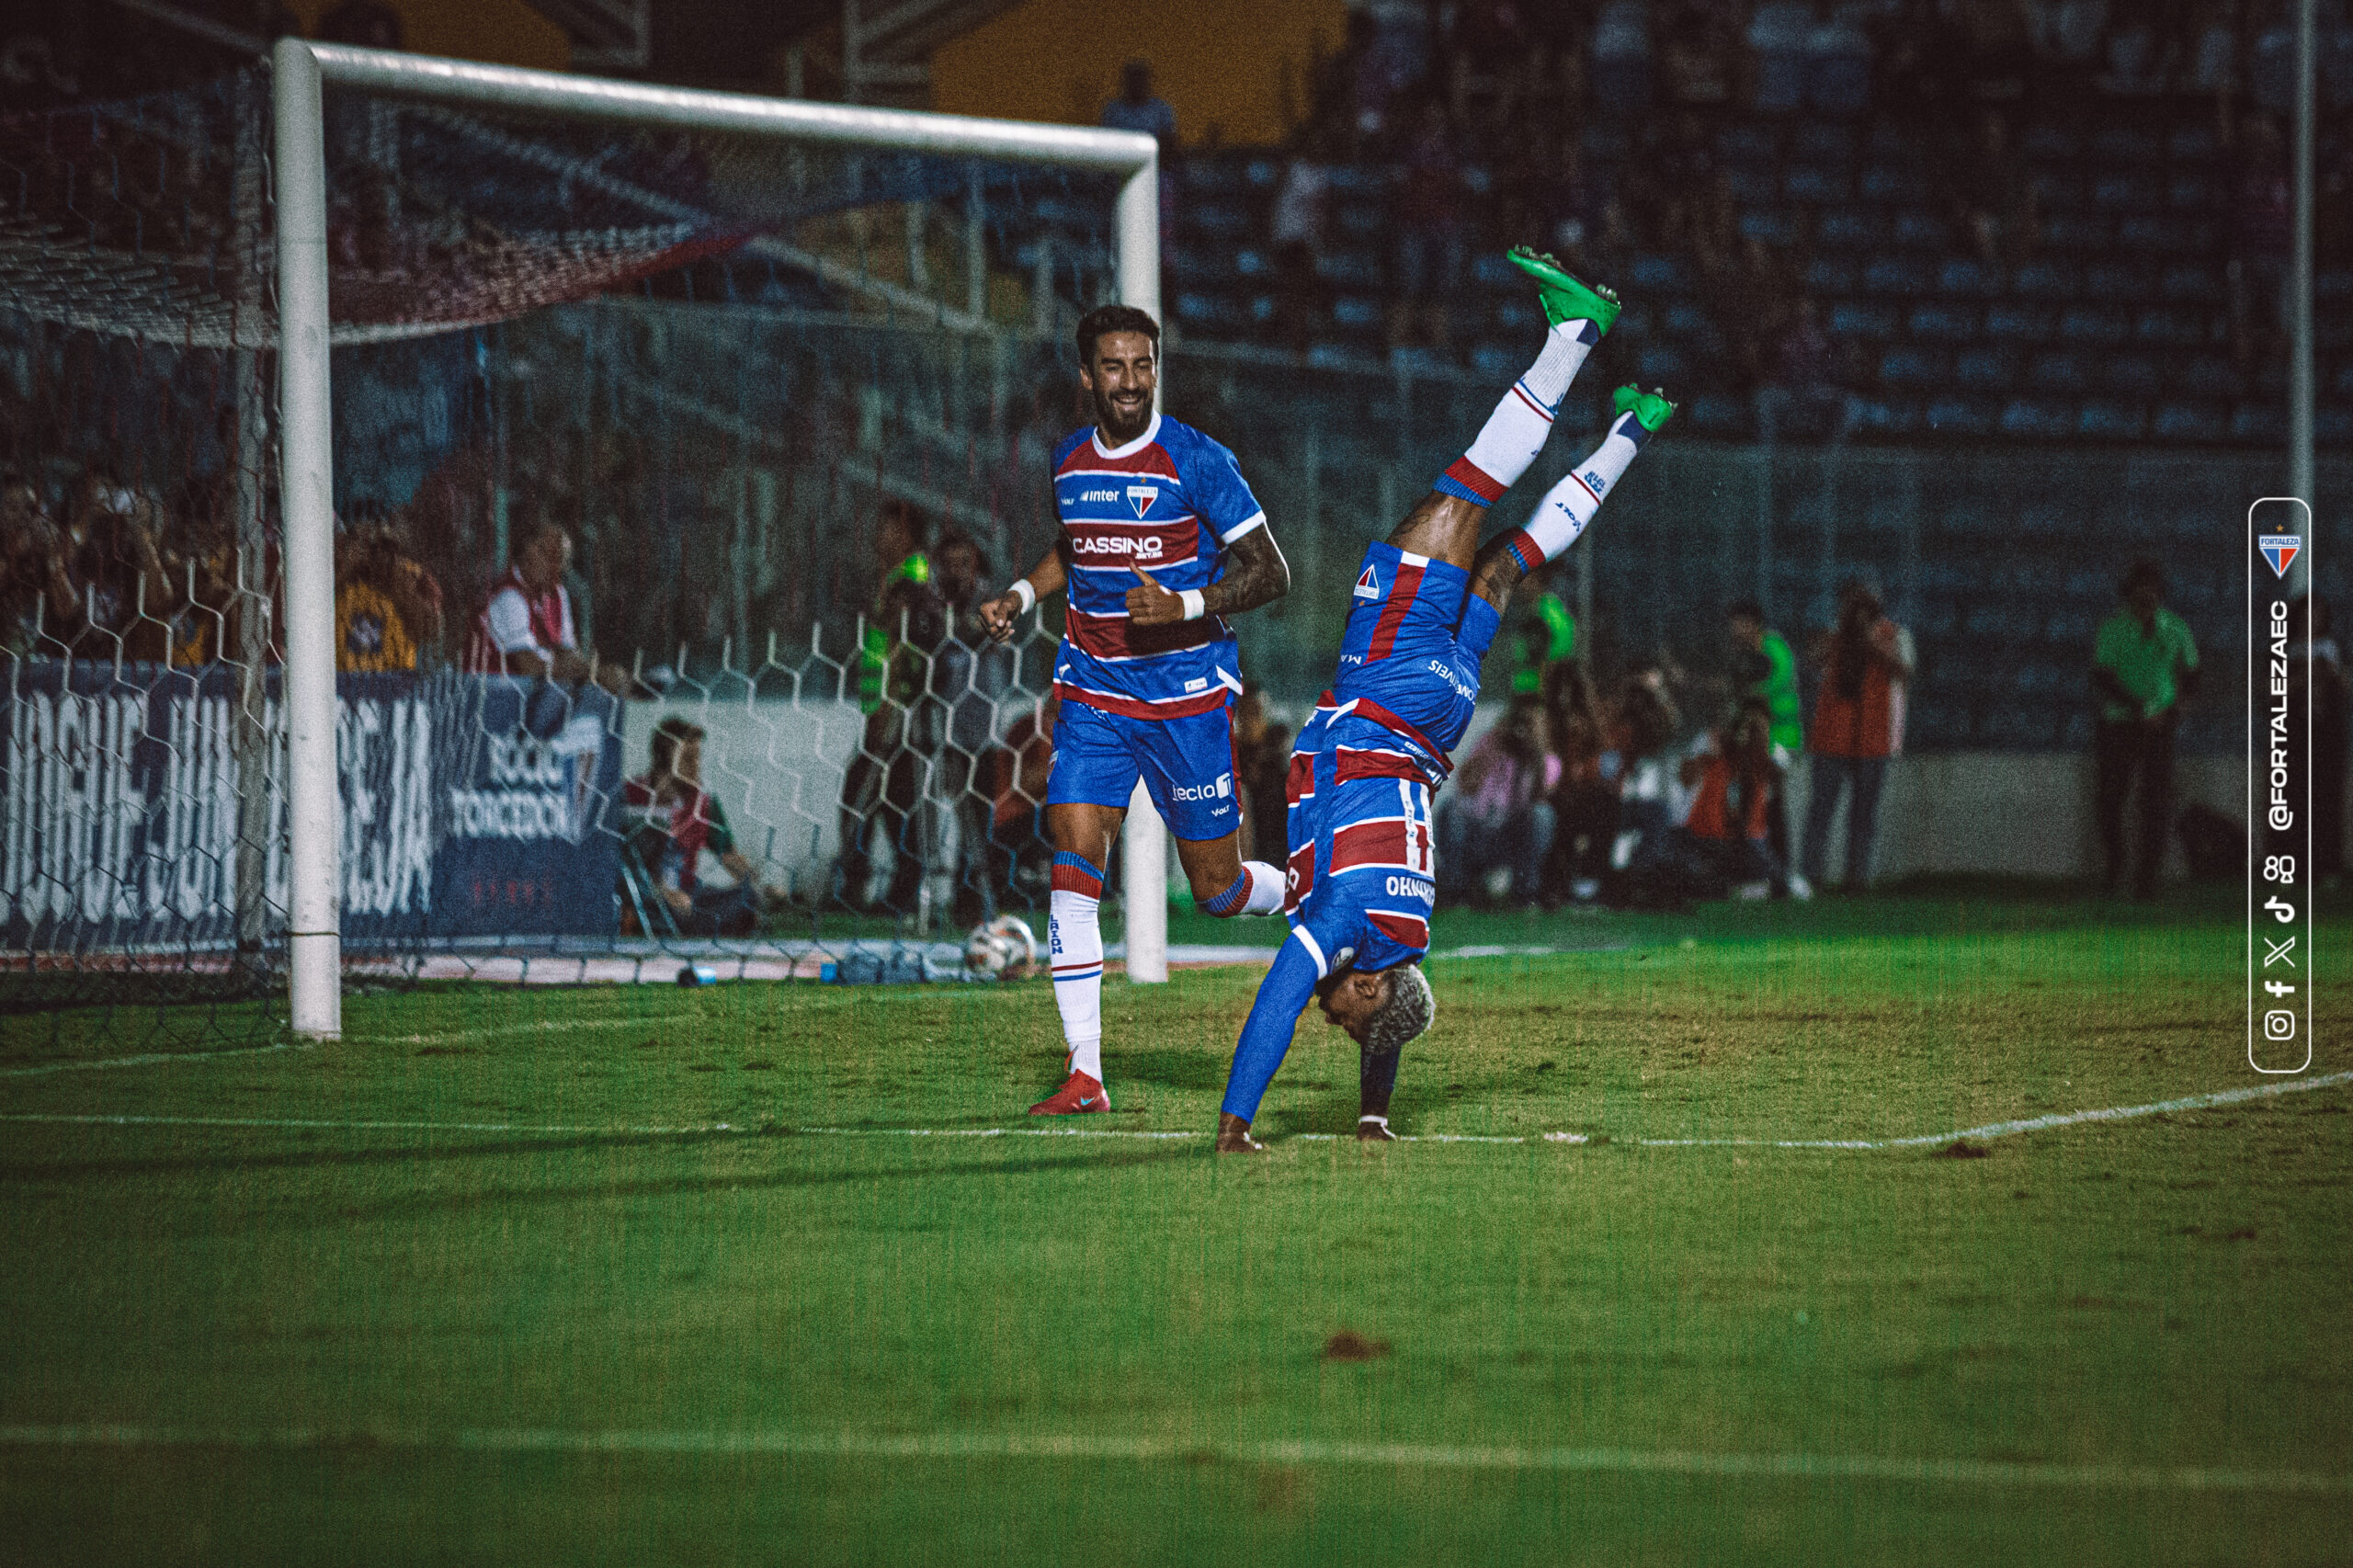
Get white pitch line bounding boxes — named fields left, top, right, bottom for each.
left=1, top=1069, right=2347, bottom=1151
left=0, top=1423, right=2341, bottom=1495
left=0, top=1016, right=672, bottom=1078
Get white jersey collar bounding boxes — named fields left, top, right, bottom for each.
left=1092, top=409, right=1161, bottom=460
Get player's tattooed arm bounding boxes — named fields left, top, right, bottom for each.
left=1127, top=528, right=1291, bottom=627
left=978, top=546, right=1068, bottom=644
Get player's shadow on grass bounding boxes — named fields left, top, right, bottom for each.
left=175, top=1140, right=1205, bottom=1233
left=1258, top=1085, right=1446, bottom=1142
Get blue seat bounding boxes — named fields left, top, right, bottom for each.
left=2010, top=259, right=2080, bottom=299
left=1984, top=302, right=2054, bottom=340
left=1637, top=344, right=1689, bottom=383
left=1740, top=208, right=1802, bottom=245
left=1244, top=158, right=1280, bottom=189
left=1938, top=257, right=2000, bottom=298
left=1470, top=252, right=1520, bottom=289
left=1628, top=253, right=1691, bottom=290
left=2043, top=212, right=2113, bottom=252
left=2104, top=353, right=2162, bottom=396
left=1815, top=207, right=1887, bottom=247
left=2092, top=175, right=2163, bottom=210
left=1493, top=297, right=1540, bottom=332
left=1785, top=164, right=1849, bottom=203
left=1830, top=300, right=1899, bottom=337
left=2167, top=175, right=2219, bottom=209
left=1859, top=163, right=1930, bottom=203
left=2171, top=355, right=2242, bottom=398
left=1953, top=347, right=2017, bottom=390
left=1175, top=291, right=1241, bottom=331
left=1333, top=201, right=1386, bottom=239
left=1664, top=300, right=1712, bottom=336
left=1230, top=246, right=1271, bottom=279
left=1315, top=250, right=1381, bottom=287
left=2117, top=214, right=2200, bottom=250
left=2028, top=351, right=2093, bottom=392
left=2090, top=126, right=2163, bottom=162
left=1999, top=399, right=2076, bottom=438
left=1470, top=344, right=1519, bottom=381
left=2230, top=403, right=2281, bottom=442
left=1925, top=397, right=1999, bottom=436
left=2077, top=400, right=2149, bottom=440
left=2057, top=307, right=2131, bottom=345
left=1864, top=255, right=1933, bottom=296
left=1327, top=165, right=1388, bottom=196
left=2083, top=261, right=2154, bottom=297
left=2166, top=125, right=2220, bottom=161
left=1180, top=160, right=1245, bottom=195
left=2317, top=404, right=2353, bottom=445
left=1331, top=295, right=1381, bottom=328
left=1907, top=301, right=1980, bottom=341
left=1879, top=344, right=1949, bottom=388
left=1853, top=396, right=1922, bottom=435
left=1688, top=393, right=1748, bottom=434
left=2152, top=398, right=2225, bottom=442
left=2134, top=307, right=2211, bottom=348
left=1183, top=203, right=1251, bottom=238
left=2160, top=263, right=2220, bottom=301
left=1890, top=209, right=1952, bottom=248
left=1805, top=256, right=1859, bottom=293
left=1247, top=294, right=1277, bottom=324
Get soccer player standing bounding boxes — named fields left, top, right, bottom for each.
left=978, top=306, right=1292, bottom=1116
left=1216, top=248, right=1676, bottom=1151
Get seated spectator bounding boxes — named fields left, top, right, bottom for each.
left=1802, top=0, right=1874, bottom=116
left=1388, top=98, right=1468, bottom=356
left=621, top=717, right=783, bottom=937
left=1942, top=108, right=2040, bottom=276
left=63, top=469, right=172, bottom=663
left=1542, top=657, right=1621, bottom=903
left=465, top=520, right=620, bottom=684
left=1099, top=59, right=1177, bottom=156
left=1756, top=295, right=1861, bottom=443
left=335, top=506, right=444, bottom=672
left=1269, top=132, right=1334, bottom=356
left=1591, top=0, right=1654, bottom=117
left=1748, top=0, right=1814, bottom=112
left=0, top=470, right=74, bottom=655
left=1628, top=698, right=1790, bottom=904
left=1804, top=576, right=1915, bottom=893
left=1438, top=696, right=1559, bottom=908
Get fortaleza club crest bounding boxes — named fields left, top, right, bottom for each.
left=1354, top=562, right=1380, bottom=600
left=1126, top=484, right=1158, bottom=518
left=2260, top=534, right=2302, bottom=579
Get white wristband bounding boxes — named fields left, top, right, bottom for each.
left=1178, top=588, right=1207, bottom=621
left=1009, top=578, right=1036, bottom=613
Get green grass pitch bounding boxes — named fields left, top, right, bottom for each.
left=2, top=888, right=2349, bottom=1564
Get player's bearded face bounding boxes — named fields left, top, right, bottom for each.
left=1082, top=331, right=1157, bottom=443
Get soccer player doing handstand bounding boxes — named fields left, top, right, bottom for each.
left=1215, top=247, right=1677, bottom=1153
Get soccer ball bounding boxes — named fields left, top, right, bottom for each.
left=963, top=915, right=1039, bottom=979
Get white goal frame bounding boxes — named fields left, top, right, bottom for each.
left=272, top=39, right=1168, bottom=1037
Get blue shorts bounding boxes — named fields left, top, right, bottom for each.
left=1048, top=696, right=1241, bottom=843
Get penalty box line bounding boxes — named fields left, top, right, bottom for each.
left=0, top=1423, right=2343, bottom=1496
left=1, top=1069, right=2346, bottom=1150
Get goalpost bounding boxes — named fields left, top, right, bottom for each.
left=269, top=39, right=1171, bottom=1039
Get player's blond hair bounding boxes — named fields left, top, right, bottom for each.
left=1363, top=963, right=1435, bottom=1055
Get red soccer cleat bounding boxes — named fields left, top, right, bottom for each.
left=1028, top=1070, right=1110, bottom=1117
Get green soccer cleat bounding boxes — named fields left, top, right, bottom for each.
left=1505, top=244, right=1621, bottom=335
left=1613, top=384, right=1677, bottom=432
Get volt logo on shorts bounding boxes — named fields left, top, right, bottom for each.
left=1354, top=563, right=1380, bottom=600
left=1169, top=772, right=1234, bottom=803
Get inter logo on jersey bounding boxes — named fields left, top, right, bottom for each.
left=1354, top=562, right=1380, bottom=601
left=2261, top=534, right=2302, bottom=579
left=1127, top=484, right=1159, bottom=518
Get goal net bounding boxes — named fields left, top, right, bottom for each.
left=0, top=44, right=1163, bottom=1049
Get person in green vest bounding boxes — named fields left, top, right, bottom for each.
left=837, top=499, right=946, bottom=915
left=1727, top=598, right=1809, bottom=897
left=1510, top=583, right=1579, bottom=698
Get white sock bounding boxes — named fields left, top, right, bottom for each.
left=1242, top=859, right=1285, bottom=915
left=1499, top=410, right=1648, bottom=572
left=1049, top=854, right=1106, bottom=1080
left=1436, top=321, right=1599, bottom=505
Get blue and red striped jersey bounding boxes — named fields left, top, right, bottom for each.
left=1051, top=412, right=1267, bottom=720
left=1326, top=540, right=1500, bottom=780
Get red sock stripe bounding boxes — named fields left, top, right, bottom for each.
left=1051, top=865, right=1104, bottom=898
left=1506, top=528, right=1544, bottom=574
left=1440, top=456, right=1508, bottom=504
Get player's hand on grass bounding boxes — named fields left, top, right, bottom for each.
left=1127, top=565, right=1186, bottom=626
